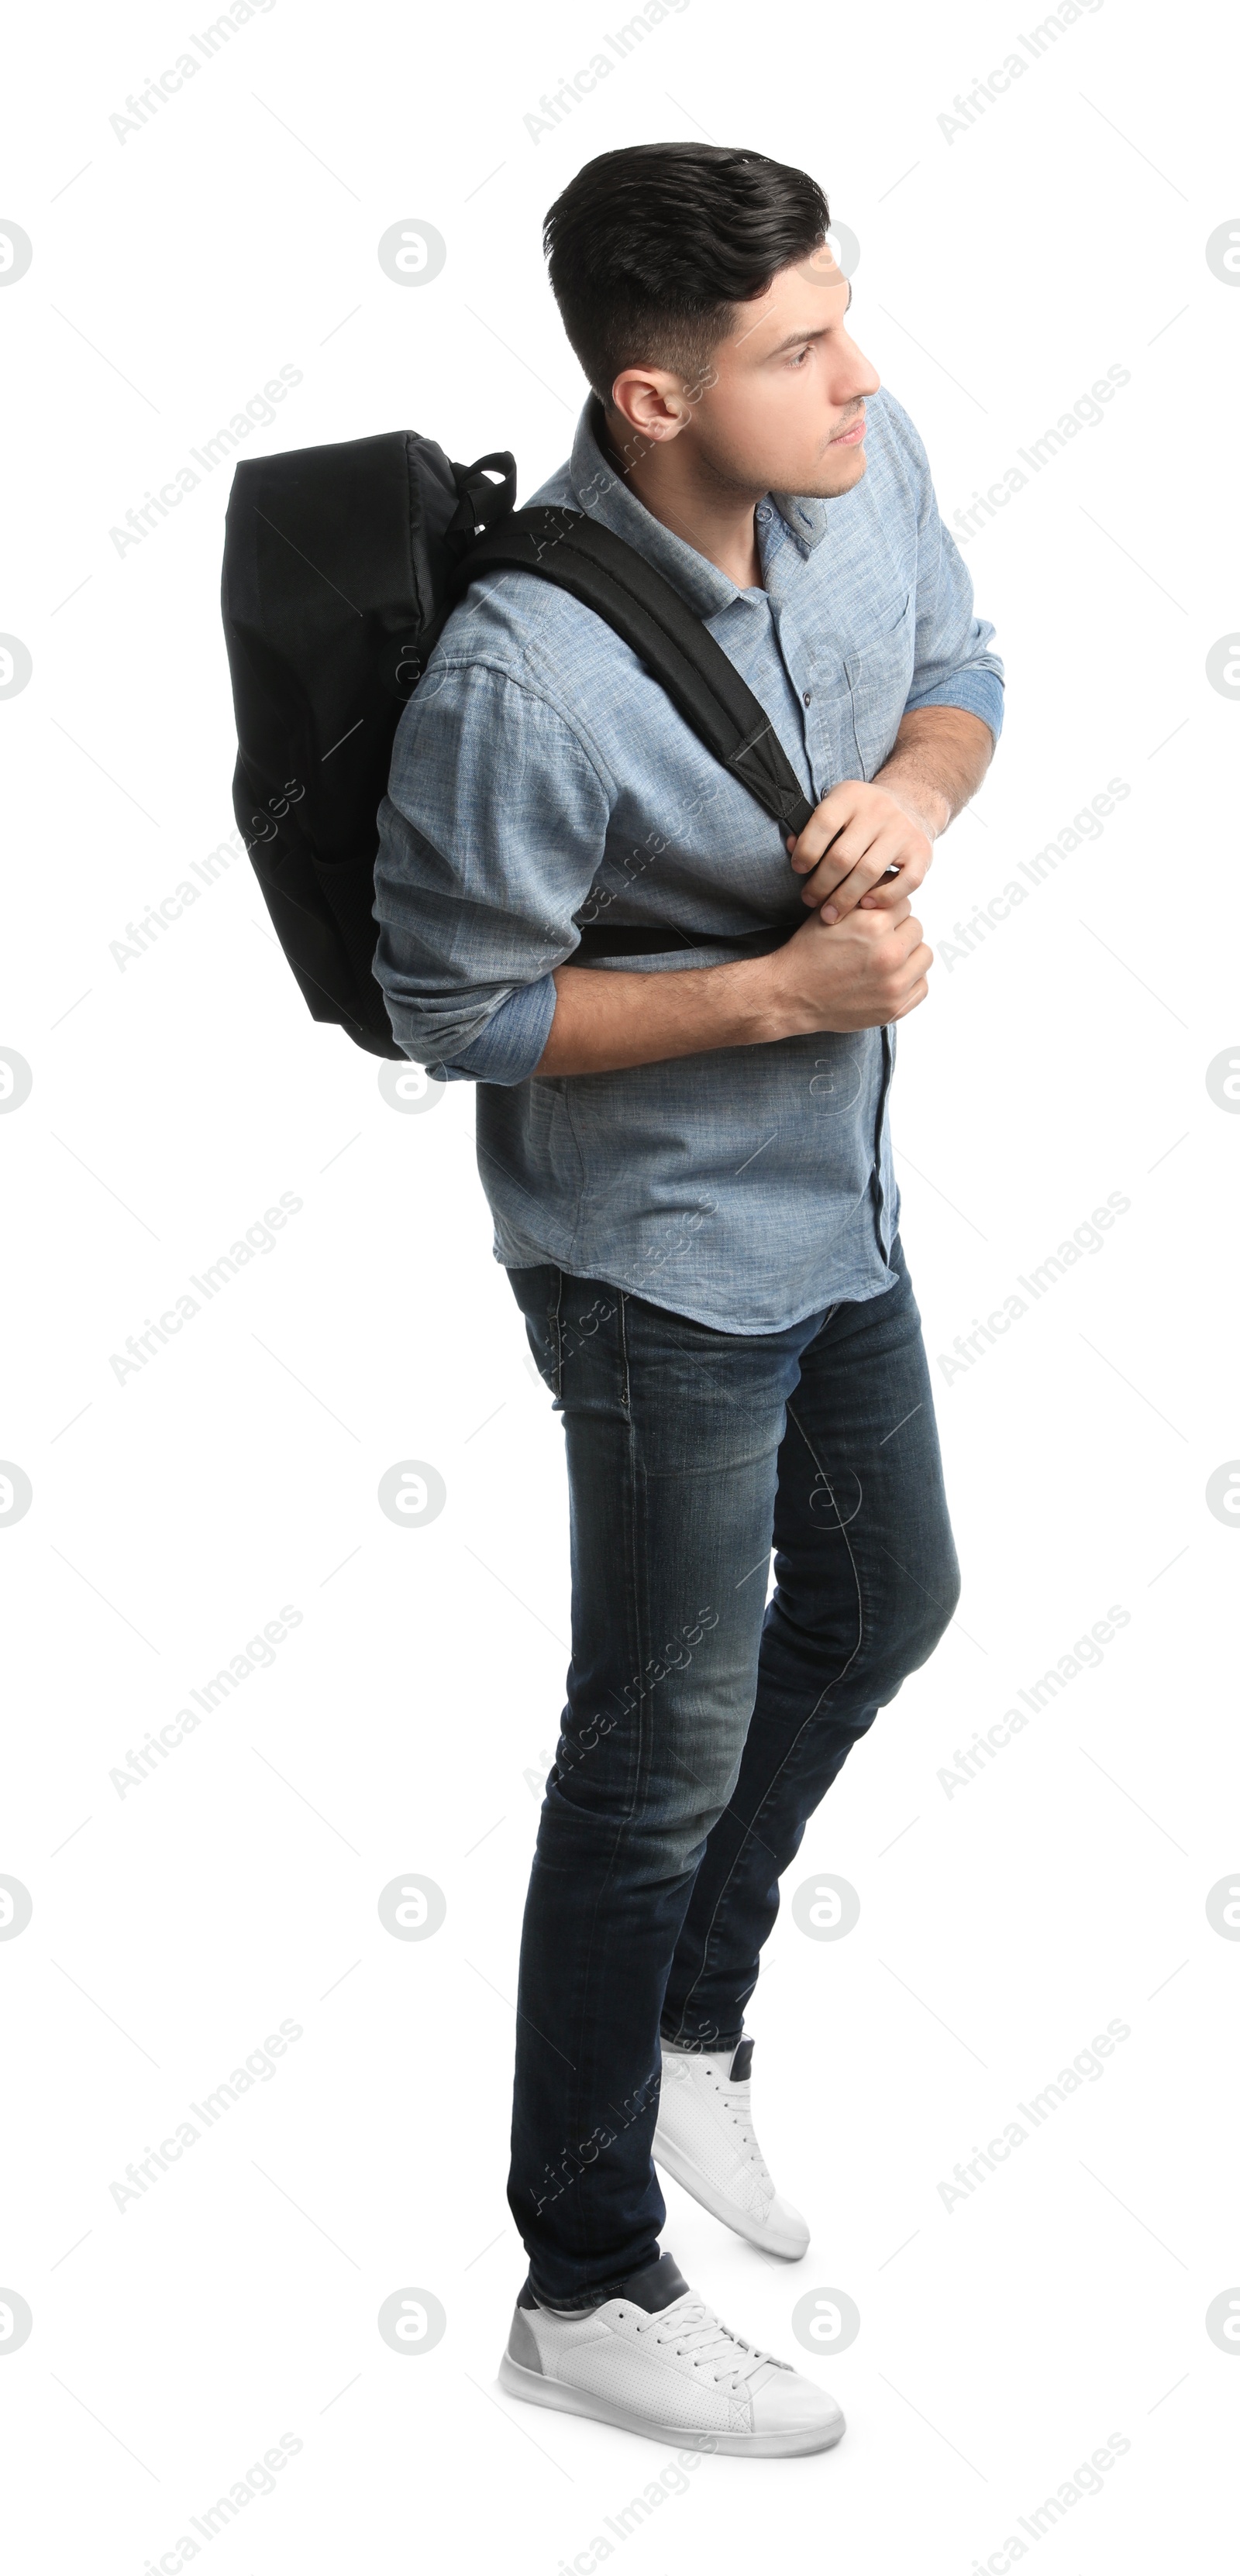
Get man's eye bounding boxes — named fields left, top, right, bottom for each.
left=790, top=346, right=811, bottom=366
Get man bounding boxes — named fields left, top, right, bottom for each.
left=374, top=142, right=1001, bottom=2457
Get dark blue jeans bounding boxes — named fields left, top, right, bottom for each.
left=506, top=1240, right=959, bottom=2307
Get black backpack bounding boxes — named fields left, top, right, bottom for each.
left=220, top=432, right=815, bottom=1060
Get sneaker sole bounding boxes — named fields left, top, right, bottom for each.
left=497, top=2349, right=844, bottom=2457
left=653, top=2132, right=810, bottom=2261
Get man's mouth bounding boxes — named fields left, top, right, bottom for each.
left=828, top=411, right=866, bottom=448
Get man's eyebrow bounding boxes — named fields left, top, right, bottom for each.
left=763, top=281, right=852, bottom=357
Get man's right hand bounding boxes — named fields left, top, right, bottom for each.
left=760, top=892, right=933, bottom=1037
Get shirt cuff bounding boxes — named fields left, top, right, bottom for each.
left=421, top=972, right=558, bottom=1087
left=904, top=669, right=1004, bottom=744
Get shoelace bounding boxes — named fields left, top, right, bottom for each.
left=705, top=2071, right=773, bottom=2183
left=631, top=2292, right=776, bottom=2389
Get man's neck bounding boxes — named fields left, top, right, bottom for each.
left=597, top=407, right=765, bottom=593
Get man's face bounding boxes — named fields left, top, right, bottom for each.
left=680, top=246, right=881, bottom=498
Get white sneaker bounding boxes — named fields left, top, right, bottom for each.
left=498, top=2253, right=843, bottom=2457
left=653, top=2036, right=811, bottom=2260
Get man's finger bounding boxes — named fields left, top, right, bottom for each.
left=801, top=818, right=903, bottom=890
left=790, top=805, right=880, bottom=878
left=854, top=865, right=914, bottom=911
left=786, top=817, right=849, bottom=870
left=785, top=782, right=883, bottom=869
left=890, top=975, right=930, bottom=1021
left=812, top=836, right=909, bottom=919
left=892, top=940, right=934, bottom=989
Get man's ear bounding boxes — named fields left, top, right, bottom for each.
left=608, top=367, right=694, bottom=443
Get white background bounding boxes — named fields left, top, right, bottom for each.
left=2, top=0, right=1238, bottom=2567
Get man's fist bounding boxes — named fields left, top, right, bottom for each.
left=766, top=894, right=933, bottom=1035
left=787, top=778, right=935, bottom=921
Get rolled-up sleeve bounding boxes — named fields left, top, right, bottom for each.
left=886, top=394, right=1005, bottom=745
left=373, top=659, right=612, bottom=1084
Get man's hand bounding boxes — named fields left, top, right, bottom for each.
left=785, top=705, right=997, bottom=922
left=786, top=779, right=934, bottom=923
left=533, top=709, right=994, bottom=1077
left=765, top=892, right=932, bottom=1035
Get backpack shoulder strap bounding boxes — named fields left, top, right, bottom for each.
left=451, top=505, right=815, bottom=841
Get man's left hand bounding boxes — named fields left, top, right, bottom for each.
left=786, top=779, right=935, bottom=923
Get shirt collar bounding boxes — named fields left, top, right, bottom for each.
left=567, top=399, right=829, bottom=614
left=772, top=490, right=831, bottom=552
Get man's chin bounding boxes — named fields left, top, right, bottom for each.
left=802, top=445, right=869, bottom=499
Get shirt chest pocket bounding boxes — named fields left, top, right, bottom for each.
left=843, top=590, right=914, bottom=780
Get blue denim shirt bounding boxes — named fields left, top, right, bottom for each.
left=373, top=393, right=1004, bottom=1331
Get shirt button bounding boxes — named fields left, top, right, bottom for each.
left=803, top=690, right=812, bottom=705
left=756, top=504, right=770, bottom=520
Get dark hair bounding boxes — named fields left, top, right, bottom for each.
left=543, top=142, right=829, bottom=405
